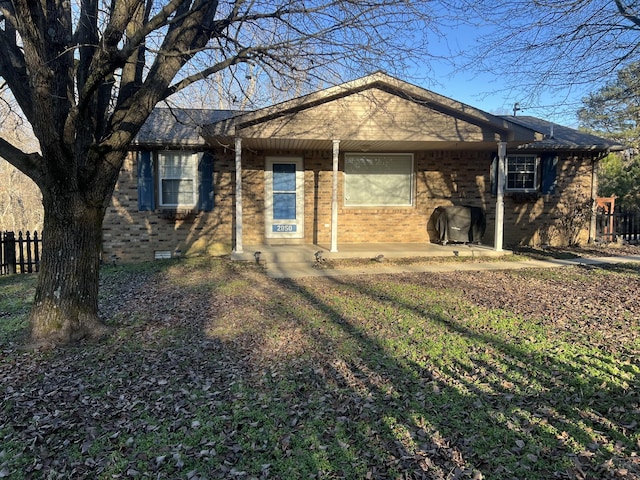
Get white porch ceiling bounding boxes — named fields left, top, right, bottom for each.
left=220, top=137, right=525, bottom=153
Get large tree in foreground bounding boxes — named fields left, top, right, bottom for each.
left=0, top=0, right=444, bottom=346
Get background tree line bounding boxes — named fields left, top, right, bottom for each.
left=578, top=62, right=640, bottom=211
left=0, top=102, right=42, bottom=232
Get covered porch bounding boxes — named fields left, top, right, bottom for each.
left=204, top=73, right=542, bottom=257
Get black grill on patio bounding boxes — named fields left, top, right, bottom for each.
left=433, top=206, right=486, bottom=245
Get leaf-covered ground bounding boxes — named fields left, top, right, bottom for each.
left=0, top=255, right=639, bottom=479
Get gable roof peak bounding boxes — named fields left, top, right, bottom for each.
left=214, top=71, right=521, bottom=137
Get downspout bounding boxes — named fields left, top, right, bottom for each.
left=331, top=139, right=340, bottom=252
left=234, top=137, right=243, bottom=253
left=494, top=142, right=507, bottom=251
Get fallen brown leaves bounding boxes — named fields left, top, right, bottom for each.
left=412, top=265, right=638, bottom=350
left=1, top=255, right=639, bottom=479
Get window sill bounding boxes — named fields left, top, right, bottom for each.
left=159, top=208, right=197, bottom=220
left=343, top=205, right=414, bottom=209
left=507, top=191, right=540, bottom=203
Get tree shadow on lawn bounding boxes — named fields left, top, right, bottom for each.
left=1, top=259, right=638, bottom=479
left=267, top=273, right=639, bottom=479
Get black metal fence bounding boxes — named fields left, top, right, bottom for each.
left=1, top=231, right=42, bottom=275
left=596, top=210, right=640, bottom=243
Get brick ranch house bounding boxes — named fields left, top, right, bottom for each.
left=102, top=72, right=622, bottom=263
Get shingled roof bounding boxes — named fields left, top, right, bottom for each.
left=501, top=115, right=625, bottom=152
left=132, top=103, right=624, bottom=153
left=134, top=108, right=240, bottom=147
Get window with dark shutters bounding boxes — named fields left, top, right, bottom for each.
left=506, top=155, right=538, bottom=191
left=136, top=150, right=215, bottom=212
left=491, top=153, right=557, bottom=195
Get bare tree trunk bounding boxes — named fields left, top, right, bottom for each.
left=29, top=194, right=109, bottom=346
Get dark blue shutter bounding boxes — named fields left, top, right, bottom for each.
left=197, top=152, right=214, bottom=211
left=541, top=154, right=558, bottom=194
left=137, top=150, right=155, bottom=211
left=490, top=154, right=498, bottom=195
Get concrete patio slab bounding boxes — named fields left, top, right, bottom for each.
left=229, top=243, right=640, bottom=279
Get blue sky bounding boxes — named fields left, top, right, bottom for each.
left=422, top=69, right=587, bottom=127
left=405, top=23, right=590, bottom=128
left=422, top=66, right=588, bottom=127
left=178, top=5, right=605, bottom=129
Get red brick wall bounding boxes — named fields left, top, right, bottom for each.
left=102, top=149, right=596, bottom=262
left=103, top=151, right=236, bottom=263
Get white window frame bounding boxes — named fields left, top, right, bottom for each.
left=344, top=153, right=414, bottom=207
left=506, top=155, right=539, bottom=192
left=157, top=151, right=199, bottom=208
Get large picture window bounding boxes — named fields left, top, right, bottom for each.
left=344, top=154, right=414, bottom=206
left=506, top=155, right=539, bottom=191
left=158, top=151, right=198, bottom=207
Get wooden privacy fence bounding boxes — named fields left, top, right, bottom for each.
left=1, top=231, right=42, bottom=275
left=596, top=210, right=640, bottom=243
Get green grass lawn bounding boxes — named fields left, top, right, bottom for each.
left=0, top=258, right=638, bottom=479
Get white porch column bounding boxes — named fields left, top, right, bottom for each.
left=234, top=137, right=243, bottom=254
left=331, top=139, right=340, bottom=252
left=494, top=142, right=507, bottom=251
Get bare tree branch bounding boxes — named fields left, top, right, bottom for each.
left=0, top=0, right=458, bottom=345
left=465, top=0, right=640, bottom=113
left=0, top=137, right=44, bottom=184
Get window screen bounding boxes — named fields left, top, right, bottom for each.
left=344, top=154, right=413, bottom=206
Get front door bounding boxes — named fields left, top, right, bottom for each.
left=265, top=157, right=304, bottom=239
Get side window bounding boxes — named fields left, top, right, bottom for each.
left=491, top=153, right=556, bottom=195
left=137, top=150, right=214, bottom=212
left=506, top=155, right=538, bottom=192
left=158, top=151, right=198, bottom=208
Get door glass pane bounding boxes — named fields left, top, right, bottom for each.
left=273, top=163, right=296, bottom=191
left=273, top=193, right=296, bottom=219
